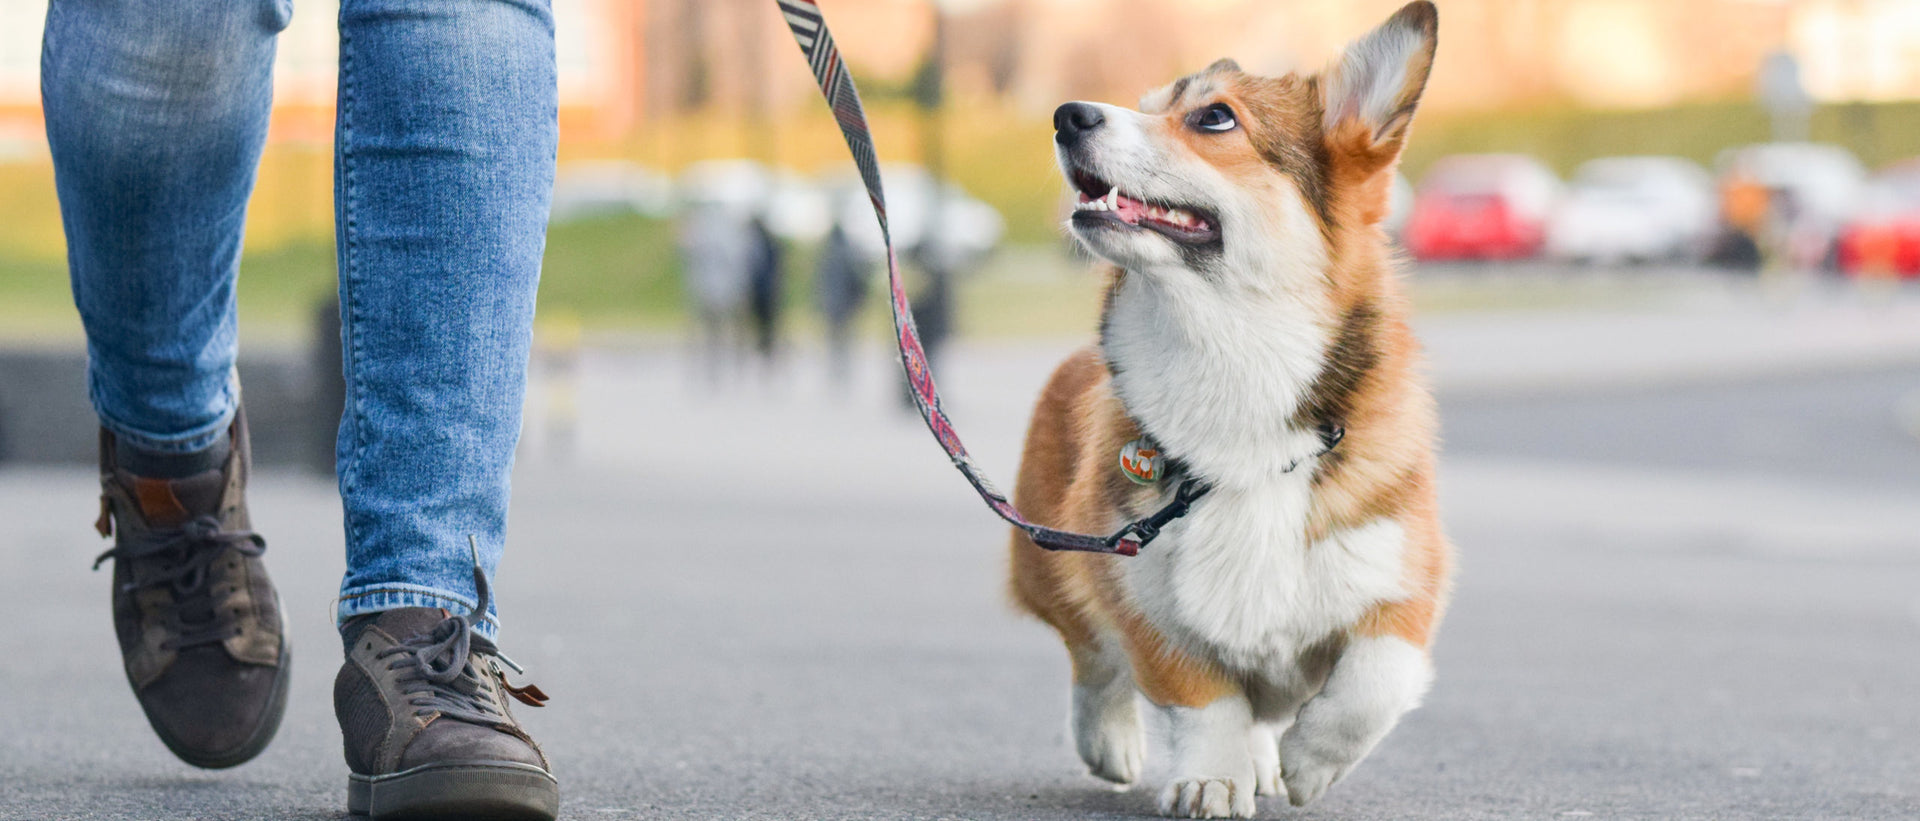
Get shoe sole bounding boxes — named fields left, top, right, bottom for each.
left=141, top=638, right=292, bottom=770
left=348, top=761, right=559, bottom=820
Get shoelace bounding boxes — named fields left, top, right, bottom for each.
left=376, top=561, right=544, bottom=725
left=93, top=515, right=267, bottom=650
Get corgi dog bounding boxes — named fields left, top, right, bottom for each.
left=1006, top=3, right=1449, bottom=817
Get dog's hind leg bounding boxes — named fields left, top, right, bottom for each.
left=1158, top=695, right=1258, bottom=819
left=1007, top=347, right=1146, bottom=785
left=1249, top=722, right=1282, bottom=797
left=1010, top=532, right=1144, bottom=785
left=1009, top=534, right=1143, bottom=785
left=1068, top=633, right=1144, bottom=785
left=1115, top=618, right=1256, bottom=819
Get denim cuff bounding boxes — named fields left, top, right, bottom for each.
left=337, top=583, right=500, bottom=640
left=96, top=403, right=237, bottom=455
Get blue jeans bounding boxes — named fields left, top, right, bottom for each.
left=42, top=0, right=558, bottom=637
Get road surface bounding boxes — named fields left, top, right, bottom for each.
left=2, top=337, right=1916, bottom=820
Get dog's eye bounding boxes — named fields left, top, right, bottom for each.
left=1191, top=103, right=1237, bottom=133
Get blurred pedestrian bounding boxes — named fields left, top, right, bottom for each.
left=1758, top=188, right=1813, bottom=299
left=44, top=0, right=559, bottom=817
left=900, top=240, right=955, bottom=411
left=813, top=221, right=872, bottom=388
left=533, top=313, right=585, bottom=461
left=678, top=202, right=753, bottom=385
left=1713, top=175, right=1768, bottom=270
left=746, top=213, right=786, bottom=365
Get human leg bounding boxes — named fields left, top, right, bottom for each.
left=44, top=0, right=294, bottom=770
left=328, top=0, right=559, bottom=816
left=331, top=0, right=556, bottom=634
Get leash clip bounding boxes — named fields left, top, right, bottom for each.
left=1106, top=479, right=1211, bottom=549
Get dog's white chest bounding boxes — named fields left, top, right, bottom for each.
left=1124, top=479, right=1408, bottom=675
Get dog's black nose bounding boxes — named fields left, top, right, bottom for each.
left=1054, top=102, right=1104, bottom=146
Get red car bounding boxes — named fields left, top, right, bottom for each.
left=1406, top=155, right=1561, bottom=262
left=1836, top=161, right=1920, bottom=278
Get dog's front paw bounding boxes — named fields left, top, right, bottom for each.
left=1277, top=636, right=1431, bottom=806
left=1157, top=777, right=1255, bottom=818
left=1278, top=744, right=1348, bottom=807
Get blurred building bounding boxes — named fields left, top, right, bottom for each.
left=0, top=0, right=647, bottom=150
left=0, top=3, right=42, bottom=158
left=638, top=0, right=1920, bottom=118
left=939, top=0, right=1920, bottom=114
left=266, top=0, right=647, bottom=142
left=2, top=0, right=1920, bottom=147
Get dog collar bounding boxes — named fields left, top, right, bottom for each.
left=1103, top=422, right=1344, bottom=546
left=1119, top=422, right=1344, bottom=486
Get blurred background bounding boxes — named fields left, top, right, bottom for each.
left=1, top=0, right=1919, bottom=340
left=1, top=2, right=1917, bottom=818
left=2, top=0, right=1919, bottom=467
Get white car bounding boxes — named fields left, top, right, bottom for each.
left=1546, top=156, right=1715, bottom=265
left=550, top=160, right=674, bottom=222
left=1711, top=142, right=1867, bottom=269
left=676, top=159, right=834, bottom=242
left=827, top=163, right=1004, bottom=265
left=1715, top=143, right=1865, bottom=231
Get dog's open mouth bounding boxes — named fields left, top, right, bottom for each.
left=1068, top=168, right=1220, bottom=246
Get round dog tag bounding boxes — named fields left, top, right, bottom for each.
left=1118, top=438, right=1164, bottom=485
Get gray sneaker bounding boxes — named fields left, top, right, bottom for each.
left=335, top=561, right=557, bottom=820
left=93, top=408, right=290, bottom=769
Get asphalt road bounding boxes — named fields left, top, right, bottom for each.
left=1, top=345, right=1916, bottom=820
left=1442, top=364, right=1920, bottom=491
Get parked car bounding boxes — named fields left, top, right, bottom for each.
left=550, top=160, right=674, bottom=222
left=1405, top=154, right=1560, bottom=261
left=1835, top=160, right=1920, bottom=278
left=1709, top=142, right=1866, bottom=270
left=829, top=163, right=1004, bottom=265
left=1545, top=156, right=1714, bottom=265
left=677, top=159, right=833, bottom=242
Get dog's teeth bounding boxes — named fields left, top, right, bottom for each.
left=1106, top=187, right=1119, bottom=209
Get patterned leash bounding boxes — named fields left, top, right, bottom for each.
left=776, top=0, right=1219, bottom=556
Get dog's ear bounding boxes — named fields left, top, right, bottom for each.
left=1321, top=1, right=1437, bottom=157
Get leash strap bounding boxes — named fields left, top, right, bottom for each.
left=774, top=0, right=1194, bottom=556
